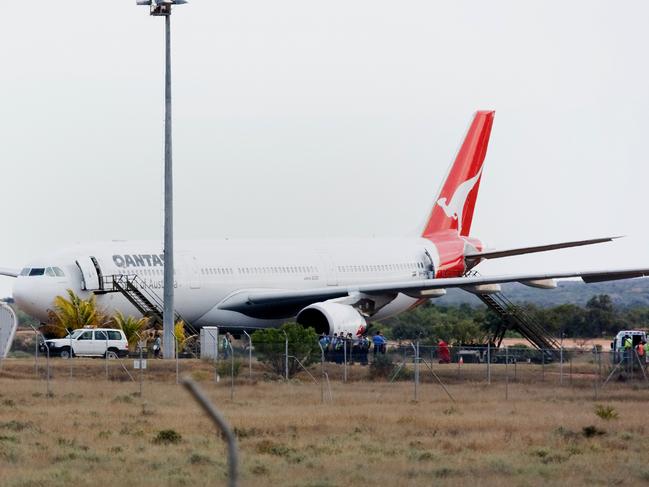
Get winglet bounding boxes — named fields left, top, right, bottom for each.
left=422, top=111, right=495, bottom=238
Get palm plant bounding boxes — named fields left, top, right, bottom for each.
left=174, top=321, right=187, bottom=352
left=45, top=289, right=106, bottom=337
left=112, top=311, right=149, bottom=349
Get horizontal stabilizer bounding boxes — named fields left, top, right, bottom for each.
left=465, top=236, right=621, bottom=262
left=0, top=268, right=19, bottom=278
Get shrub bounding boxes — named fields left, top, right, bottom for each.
left=582, top=425, right=606, bottom=438
left=153, top=429, right=182, bottom=445
left=369, top=353, right=394, bottom=380
left=594, top=404, right=618, bottom=421
left=256, top=439, right=293, bottom=457
left=252, top=323, right=319, bottom=378
left=216, top=359, right=242, bottom=378
left=188, top=453, right=212, bottom=465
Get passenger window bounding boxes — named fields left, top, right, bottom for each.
left=95, top=330, right=108, bottom=340
left=107, top=331, right=121, bottom=340
left=29, top=268, right=45, bottom=276
left=78, top=331, right=93, bottom=341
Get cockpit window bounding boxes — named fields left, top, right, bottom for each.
left=29, top=268, right=45, bottom=276
left=45, top=267, right=56, bottom=277
left=54, top=267, right=65, bottom=277
left=20, top=268, right=30, bottom=276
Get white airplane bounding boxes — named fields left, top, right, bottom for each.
left=2, top=111, right=648, bottom=336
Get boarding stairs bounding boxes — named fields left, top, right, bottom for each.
left=100, top=274, right=198, bottom=338
left=477, top=292, right=560, bottom=355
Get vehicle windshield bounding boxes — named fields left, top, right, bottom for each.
left=67, top=330, right=84, bottom=339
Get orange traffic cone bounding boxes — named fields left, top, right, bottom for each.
left=459, top=356, right=464, bottom=365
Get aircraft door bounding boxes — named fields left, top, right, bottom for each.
left=181, top=254, right=201, bottom=289
left=75, top=257, right=102, bottom=291
left=424, top=249, right=435, bottom=279
left=319, top=252, right=338, bottom=286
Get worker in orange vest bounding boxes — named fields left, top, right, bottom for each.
left=637, top=341, right=646, bottom=363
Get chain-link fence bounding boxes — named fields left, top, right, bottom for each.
left=3, top=329, right=649, bottom=401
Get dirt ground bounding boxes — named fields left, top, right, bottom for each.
left=1, top=358, right=649, bottom=486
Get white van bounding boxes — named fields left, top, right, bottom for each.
left=610, top=330, right=647, bottom=362
left=41, top=328, right=129, bottom=359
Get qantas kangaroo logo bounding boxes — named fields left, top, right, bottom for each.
left=436, top=167, right=483, bottom=234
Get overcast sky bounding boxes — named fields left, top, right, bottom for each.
left=1, top=1, right=648, bottom=298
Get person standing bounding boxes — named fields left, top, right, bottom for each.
left=319, top=333, right=330, bottom=361
left=347, top=332, right=355, bottom=364
left=438, top=340, right=451, bottom=364
left=153, top=333, right=162, bottom=359
left=637, top=340, right=646, bottom=365
left=623, top=335, right=633, bottom=366
left=222, top=333, right=233, bottom=359
left=358, top=335, right=369, bottom=365
left=372, top=331, right=386, bottom=357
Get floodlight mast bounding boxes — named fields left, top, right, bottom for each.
left=137, top=0, right=187, bottom=359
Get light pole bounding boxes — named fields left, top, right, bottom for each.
left=137, top=0, right=187, bottom=359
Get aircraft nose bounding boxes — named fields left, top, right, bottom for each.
left=13, top=277, right=43, bottom=320
left=13, top=272, right=70, bottom=323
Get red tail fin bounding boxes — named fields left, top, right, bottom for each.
left=421, top=111, right=494, bottom=238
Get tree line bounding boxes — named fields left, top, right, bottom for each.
left=8, top=292, right=649, bottom=345
left=378, top=294, right=649, bottom=344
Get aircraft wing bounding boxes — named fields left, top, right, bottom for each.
left=219, top=267, right=649, bottom=317
left=464, top=236, right=621, bottom=262
left=0, top=268, right=19, bottom=278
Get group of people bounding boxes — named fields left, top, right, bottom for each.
left=622, top=335, right=649, bottom=365
left=319, top=331, right=388, bottom=364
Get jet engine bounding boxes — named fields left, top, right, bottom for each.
left=296, top=302, right=367, bottom=336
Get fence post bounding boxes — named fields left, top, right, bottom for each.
left=204, top=329, right=218, bottom=384
left=243, top=331, right=252, bottom=379
left=182, top=379, right=239, bottom=487
left=343, top=339, right=348, bottom=383
left=139, top=338, right=144, bottom=396
left=514, top=358, right=517, bottom=382
left=598, top=347, right=603, bottom=382
left=67, top=328, right=73, bottom=379
left=487, top=343, right=491, bottom=385
left=283, top=331, right=289, bottom=381
left=171, top=330, right=179, bottom=385
left=541, top=349, right=545, bottom=382
left=45, top=340, right=51, bottom=397
left=505, top=346, right=509, bottom=401
left=105, top=333, right=109, bottom=380
left=559, top=340, right=563, bottom=385
left=34, top=334, right=39, bottom=377
left=318, top=342, right=325, bottom=404
left=229, top=341, right=235, bottom=401
left=593, top=347, right=599, bottom=400
left=414, top=340, right=420, bottom=401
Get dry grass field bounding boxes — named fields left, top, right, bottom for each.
left=1, top=358, right=649, bottom=487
